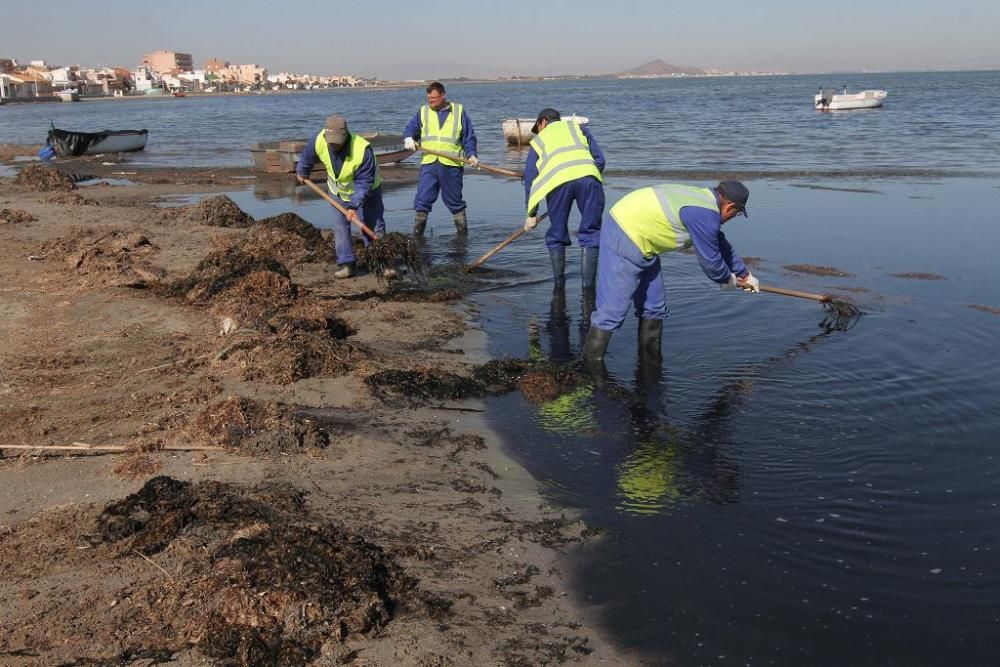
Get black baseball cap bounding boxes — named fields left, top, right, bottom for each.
left=531, top=108, right=561, bottom=134
left=717, top=180, right=750, bottom=217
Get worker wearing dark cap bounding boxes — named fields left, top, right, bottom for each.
left=296, top=115, right=388, bottom=279
left=523, top=108, right=605, bottom=293
left=582, top=181, right=759, bottom=364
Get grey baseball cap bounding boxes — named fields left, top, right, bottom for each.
left=324, top=115, right=349, bottom=144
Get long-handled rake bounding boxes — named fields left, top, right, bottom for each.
left=759, top=284, right=862, bottom=330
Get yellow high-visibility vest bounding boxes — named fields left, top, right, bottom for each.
left=611, top=185, right=718, bottom=258
left=527, top=120, right=601, bottom=212
left=314, top=130, right=382, bottom=202
left=420, top=102, right=464, bottom=166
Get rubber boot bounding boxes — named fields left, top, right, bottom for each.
left=581, top=326, right=612, bottom=364
left=581, top=246, right=598, bottom=291
left=549, top=246, right=566, bottom=290
left=453, top=210, right=468, bottom=235
left=333, top=262, right=356, bottom=279
left=637, top=318, right=663, bottom=364
left=413, top=211, right=428, bottom=236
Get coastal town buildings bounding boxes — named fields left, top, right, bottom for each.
left=142, top=50, right=194, bottom=74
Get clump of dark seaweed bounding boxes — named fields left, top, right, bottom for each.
left=160, top=246, right=291, bottom=303
left=365, top=369, right=486, bottom=403
left=820, top=298, right=863, bottom=331
left=359, top=232, right=425, bottom=284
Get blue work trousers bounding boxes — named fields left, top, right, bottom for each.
left=414, top=162, right=466, bottom=214
left=543, top=176, right=605, bottom=250
left=332, top=187, right=386, bottom=265
left=591, top=214, right=668, bottom=333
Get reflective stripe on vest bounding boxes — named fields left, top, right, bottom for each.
left=314, top=130, right=382, bottom=202
left=611, top=185, right=718, bottom=258
left=527, top=121, right=602, bottom=212
left=420, top=102, right=464, bottom=166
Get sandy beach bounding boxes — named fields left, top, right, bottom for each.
left=0, top=155, right=640, bottom=666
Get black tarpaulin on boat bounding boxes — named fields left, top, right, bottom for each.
left=47, top=128, right=148, bottom=156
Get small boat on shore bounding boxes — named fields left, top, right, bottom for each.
left=47, top=126, right=148, bottom=156
left=249, top=133, right=414, bottom=175
left=815, top=88, right=887, bottom=111
left=501, top=115, right=590, bottom=146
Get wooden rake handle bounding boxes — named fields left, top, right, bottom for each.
left=466, top=213, right=549, bottom=270
left=418, top=145, right=524, bottom=179
left=759, top=284, right=833, bottom=303
left=300, top=177, right=379, bottom=241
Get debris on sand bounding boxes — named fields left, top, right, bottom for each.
left=184, top=194, right=254, bottom=228
left=245, top=212, right=335, bottom=264
left=18, top=476, right=423, bottom=664
left=188, top=397, right=329, bottom=455
left=41, top=228, right=164, bottom=287
left=266, top=298, right=355, bottom=338
left=112, top=452, right=163, bottom=479
left=472, top=358, right=535, bottom=392
left=44, top=192, right=100, bottom=206
left=222, top=331, right=357, bottom=384
left=161, top=246, right=294, bottom=309
left=388, top=287, right=463, bottom=303
left=782, top=264, right=853, bottom=278
left=0, top=208, right=36, bottom=224
left=14, top=164, right=76, bottom=191
left=365, top=368, right=486, bottom=403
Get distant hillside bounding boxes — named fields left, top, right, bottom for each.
left=621, top=59, right=705, bottom=76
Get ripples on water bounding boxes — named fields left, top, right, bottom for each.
left=2, top=70, right=1000, bottom=176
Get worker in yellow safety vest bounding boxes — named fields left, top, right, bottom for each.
left=403, top=81, right=478, bottom=236
left=296, top=115, right=390, bottom=279
left=522, top=108, right=605, bottom=293
left=582, top=181, right=760, bottom=364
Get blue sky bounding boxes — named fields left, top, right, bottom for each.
left=3, top=0, right=998, bottom=78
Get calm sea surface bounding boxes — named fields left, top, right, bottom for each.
left=7, top=72, right=1000, bottom=665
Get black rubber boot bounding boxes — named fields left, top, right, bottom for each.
left=413, top=211, right=428, bottom=236
left=549, top=246, right=566, bottom=290
left=637, top=318, right=663, bottom=363
left=581, top=246, right=598, bottom=291
left=453, top=210, right=468, bottom=235
left=581, top=326, right=612, bottom=363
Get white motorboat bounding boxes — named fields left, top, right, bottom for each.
left=815, top=88, right=887, bottom=111
left=501, top=115, right=590, bottom=146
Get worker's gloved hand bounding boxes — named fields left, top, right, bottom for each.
left=720, top=273, right=739, bottom=290
left=524, top=216, right=538, bottom=232
left=738, top=272, right=760, bottom=293
left=404, top=137, right=417, bottom=151
left=467, top=156, right=480, bottom=168
left=296, top=174, right=307, bottom=184
left=345, top=209, right=358, bottom=223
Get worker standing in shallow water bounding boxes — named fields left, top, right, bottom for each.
left=296, top=115, right=390, bottom=279
left=403, top=81, right=478, bottom=236
left=582, top=181, right=759, bottom=364
left=522, top=108, right=605, bottom=294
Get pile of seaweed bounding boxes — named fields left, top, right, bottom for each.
left=244, top=212, right=335, bottom=264
left=187, top=397, right=329, bottom=456
left=81, top=476, right=422, bottom=664
left=0, top=208, right=36, bottom=224
left=14, top=164, right=76, bottom=191
left=160, top=245, right=296, bottom=313
left=366, top=357, right=590, bottom=405
left=39, top=228, right=164, bottom=287
left=357, top=232, right=425, bottom=283
left=184, top=195, right=254, bottom=228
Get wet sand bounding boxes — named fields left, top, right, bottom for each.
left=0, top=161, right=637, bottom=665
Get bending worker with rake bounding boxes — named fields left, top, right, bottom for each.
left=582, top=181, right=759, bottom=364
left=296, top=115, right=392, bottom=279
left=523, top=108, right=606, bottom=294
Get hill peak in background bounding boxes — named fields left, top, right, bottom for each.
left=621, top=58, right=705, bottom=76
